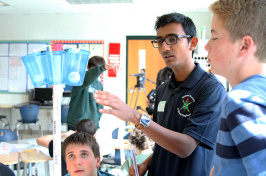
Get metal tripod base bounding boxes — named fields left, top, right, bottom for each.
left=130, top=85, right=147, bottom=109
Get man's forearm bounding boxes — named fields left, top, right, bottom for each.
left=142, top=121, right=199, bottom=158
left=143, top=153, right=153, bottom=168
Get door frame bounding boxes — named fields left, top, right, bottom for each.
left=126, top=36, right=156, bottom=103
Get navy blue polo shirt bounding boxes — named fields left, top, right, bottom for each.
left=149, top=64, right=226, bottom=176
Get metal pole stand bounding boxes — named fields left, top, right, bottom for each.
left=129, top=84, right=147, bottom=109
left=53, top=85, right=64, bottom=176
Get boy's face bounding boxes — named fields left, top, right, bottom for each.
left=205, top=13, right=241, bottom=78
left=65, top=143, right=101, bottom=176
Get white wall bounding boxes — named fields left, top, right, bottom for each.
left=0, top=10, right=212, bottom=131
left=0, top=11, right=212, bottom=103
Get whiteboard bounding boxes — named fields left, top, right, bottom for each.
left=8, top=57, right=27, bottom=93
left=0, top=57, right=9, bottom=90
left=0, top=44, right=8, bottom=56
left=28, top=44, right=48, bottom=54
left=9, top=44, right=28, bottom=56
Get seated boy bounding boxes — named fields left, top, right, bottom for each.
left=37, top=119, right=97, bottom=176
left=62, top=132, right=114, bottom=176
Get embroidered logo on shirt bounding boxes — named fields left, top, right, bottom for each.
left=157, top=101, right=166, bottom=112
left=177, top=95, right=195, bottom=117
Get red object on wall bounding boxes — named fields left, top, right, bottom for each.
left=108, top=43, right=120, bottom=77
left=52, top=44, right=64, bottom=51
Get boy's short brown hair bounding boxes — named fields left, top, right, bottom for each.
left=76, top=119, right=97, bottom=136
left=62, top=132, right=100, bottom=160
left=87, top=56, right=106, bottom=69
left=209, top=0, right=266, bottom=62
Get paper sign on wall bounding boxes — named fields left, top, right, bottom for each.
left=108, top=43, right=120, bottom=77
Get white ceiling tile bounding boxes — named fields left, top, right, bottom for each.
left=0, top=0, right=216, bottom=14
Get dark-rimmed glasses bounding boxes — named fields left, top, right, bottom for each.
left=151, top=35, right=191, bottom=48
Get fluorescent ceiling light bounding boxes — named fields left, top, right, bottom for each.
left=0, top=1, right=9, bottom=6
left=66, top=0, right=133, bottom=4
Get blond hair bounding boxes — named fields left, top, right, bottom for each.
left=209, top=0, right=266, bottom=62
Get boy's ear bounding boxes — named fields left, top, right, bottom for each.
left=239, top=35, right=254, bottom=57
left=189, top=37, right=198, bottom=51
left=96, top=156, right=101, bottom=168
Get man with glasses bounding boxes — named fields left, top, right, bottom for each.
left=94, top=12, right=226, bottom=176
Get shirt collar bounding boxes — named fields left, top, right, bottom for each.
left=169, top=63, right=206, bottom=90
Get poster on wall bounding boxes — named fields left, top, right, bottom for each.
left=78, top=44, right=90, bottom=51
left=52, top=44, right=64, bottom=51
left=28, top=44, right=48, bottom=54
left=8, top=57, right=27, bottom=93
left=63, top=44, right=78, bottom=50
left=0, top=41, right=50, bottom=93
left=89, top=44, right=104, bottom=57
left=0, top=57, right=8, bottom=91
left=9, top=44, right=27, bottom=57
left=108, top=43, right=120, bottom=77
left=0, top=44, right=8, bottom=56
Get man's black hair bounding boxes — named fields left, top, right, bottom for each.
left=155, top=12, right=197, bottom=43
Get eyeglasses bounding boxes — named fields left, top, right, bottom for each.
left=151, top=35, right=191, bottom=48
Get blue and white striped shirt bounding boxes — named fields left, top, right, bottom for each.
left=214, top=75, right=266, bottom=176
